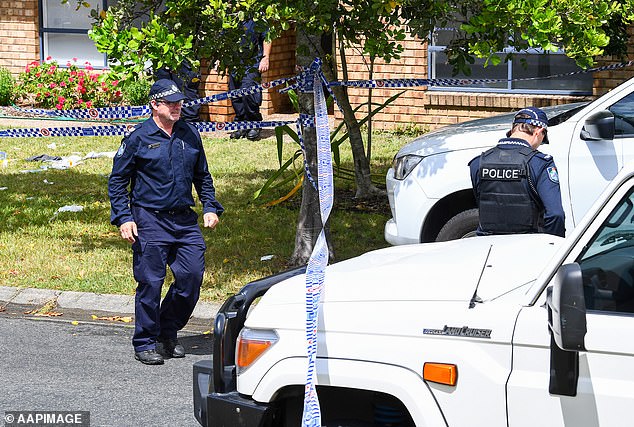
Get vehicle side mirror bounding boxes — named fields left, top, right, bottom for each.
left=580, top=110, right=615, bottom=141
left=547, top=263, right=587, bottom=351
left=546, top=263, right=587, bottom=396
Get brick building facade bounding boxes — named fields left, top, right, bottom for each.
left=2, top=0, right=633, bottom=130
left=0, top=0, right=39, bottom=76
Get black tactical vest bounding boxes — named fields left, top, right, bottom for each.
left=478, top=145, right=542, bottom=234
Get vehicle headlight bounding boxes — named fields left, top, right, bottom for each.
left=393, top=154, right=423, bottom=180
left=236, top=328, right=279, bottom=374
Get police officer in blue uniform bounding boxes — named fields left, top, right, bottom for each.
left=469, top=107, right=565, bottom=237
left=228, top=19, right=272, bottom=141
left=108, top=79, right=224, bottom=365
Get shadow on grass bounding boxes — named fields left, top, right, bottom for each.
left=0, top=149, right=394, bottom=296
left=0, top=167, right=285, bottom=230
left=0, top=169, right=111, bottom=231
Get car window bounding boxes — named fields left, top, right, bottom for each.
left=547, top=103, right=588, bottom=126
left=609, top=92, right=634, bottom=137
left=577, top=187, right=634, bottom=314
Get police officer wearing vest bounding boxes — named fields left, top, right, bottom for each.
left=468, top=107, right=565, bottom=237
left=108, top=79, right=224, bottom=365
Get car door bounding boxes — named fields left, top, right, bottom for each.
left=612, top=91, right=634, bottom=179
left=507, top=180, right=634, bottom=426
left=568, top=84, right=634, bottom=227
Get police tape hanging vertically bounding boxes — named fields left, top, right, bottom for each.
left=301, top=61, right=333, bottom=427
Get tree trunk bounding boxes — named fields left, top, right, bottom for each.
left=289, top=30, right=334, bottom=266
left=320, top=33, right=384, bottom=199
left=329, top=83, right=383, bottom=198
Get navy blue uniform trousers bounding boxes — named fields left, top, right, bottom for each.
left=229, top=69, right=263, bottom=122
left=131, top=206, right=206, bottom=352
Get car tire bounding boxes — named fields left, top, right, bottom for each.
left=436, top=208, right=479, bottom=242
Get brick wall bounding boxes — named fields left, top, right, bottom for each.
left=335, top=33, right=600, bottom=131
left=262, top=29, right=296, bottom=116
left=0, top=0, right=40, bottom=75
left=334, top=37, right=428, bottom=130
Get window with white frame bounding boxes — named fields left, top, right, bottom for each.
left=428, top=26, right=593, bottom=95
left=40, top=0, right=107, bottom=68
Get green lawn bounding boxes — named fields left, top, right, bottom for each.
left=0, top=123, right=410, bottom=302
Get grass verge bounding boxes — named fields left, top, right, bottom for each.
left=0, top=124, right=409, bottom=302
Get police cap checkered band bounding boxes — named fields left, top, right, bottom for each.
left=510, top=106, right=550, bottom=144
left=513, top=107, right=548, bottom=129
left=149, top=79, right=187, bottom=102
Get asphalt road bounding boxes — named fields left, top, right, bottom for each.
left=0, top=313, right=213, bottom=427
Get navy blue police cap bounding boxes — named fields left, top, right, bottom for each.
left=509, top=107, right=549, bottom=144
left=149, top=79, right=186, bottom=102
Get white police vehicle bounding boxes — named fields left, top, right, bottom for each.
left=193, top=160, right=634, bottom=426
left=385, top=76, right=634, bottom=244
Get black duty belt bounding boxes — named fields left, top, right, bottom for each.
left=153, top=207, right=190, bottom=215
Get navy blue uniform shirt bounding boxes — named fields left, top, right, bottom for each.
left=469, top=138, right=565, bottom=237
left=108, top=117, right=224, bottom=226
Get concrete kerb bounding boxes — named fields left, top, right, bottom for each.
left=0, top=286, right=220, bottom=321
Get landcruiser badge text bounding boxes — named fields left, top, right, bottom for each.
left=423, top=325, right=492, bottom=339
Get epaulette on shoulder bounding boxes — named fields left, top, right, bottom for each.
left=533, top=151, right=553, bottom=162
left=123, top=123, right=142, bottom=138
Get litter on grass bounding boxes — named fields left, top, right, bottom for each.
left=57, top=205, right=83, bottom=213
left=49, top=204, right=84, bottom=222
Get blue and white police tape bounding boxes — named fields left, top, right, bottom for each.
left=191, top=73, right=299, bottom=107
left=295, top=117, right=319, bottom=191
left=0, top=118, right=316, bottom=139
left=12, top=105, right=151, bottom=120
left=0, top=124, right=138, bottom=138
left=193, top=119, right=303, bottom=133
left=278, top=67, right=314, bottom=95
left=301, top=67, right=334, bottom=427
left=10, top=58, right=634, bottom=124
left=329, top=59, right=634, bottom=89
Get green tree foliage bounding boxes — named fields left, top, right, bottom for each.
left=400, top=0, right=634, bottom=74
left=85, top=0, right=634, bottom=81
left=0, top=66, right=15, bottom=106
left=84, top=0, right=634, bottom=264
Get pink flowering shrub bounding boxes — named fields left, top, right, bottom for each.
left=17, top=57, right=122, bottom=110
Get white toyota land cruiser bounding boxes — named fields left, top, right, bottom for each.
left=385, top=76, right=634, bottom=245
left=193, top=160, right=634, bottom=426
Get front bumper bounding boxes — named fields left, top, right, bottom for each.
left=192, top=266, right=307, bottom=427
left=193, top=360, right=275, bottom=427
left=385, top=168, right=429, bottom=245
left=384, top=218, right=420, bottom=245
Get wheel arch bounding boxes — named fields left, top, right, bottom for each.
left=269, top=385, right=419, bottom=427
left=249, top=357, right=447, bottom=427
left=421, top=189, right=476, bottom=242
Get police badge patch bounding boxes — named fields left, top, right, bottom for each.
left=116, top=142, right=126, bottom=157
left=547, top=166, right=559, bottom=183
